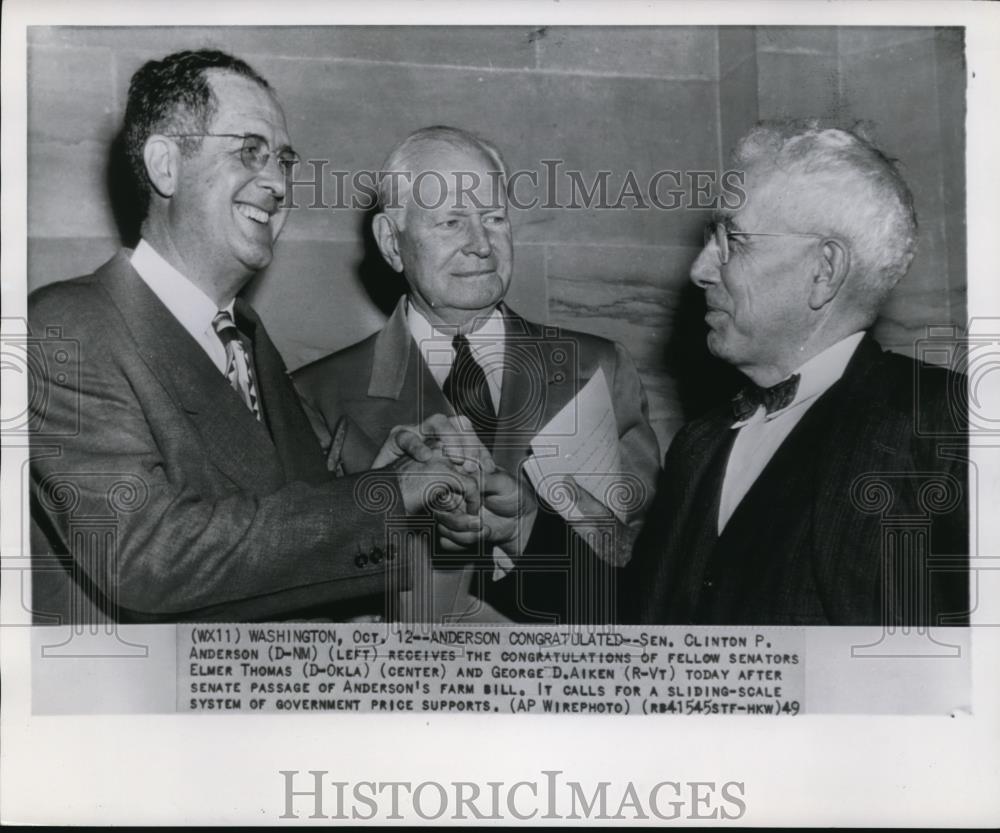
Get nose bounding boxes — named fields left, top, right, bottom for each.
left=462, top=217, right=492, bottom=258
left=256, top=153, right=287, bottom=202
left=690, top=243, right=721, bottom=288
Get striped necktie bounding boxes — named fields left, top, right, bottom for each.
left=212, top=310, right=261, bottom=421
left=442, top=333, right=498, bottom=449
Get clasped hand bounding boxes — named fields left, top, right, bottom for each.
left=373, top=414, right=537, bottom=556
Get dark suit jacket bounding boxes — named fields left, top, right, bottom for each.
left=29, top=251, right=406, bottom=623
left=625, top=334, right=968, bottom=626
left=293, top=297, right=661, bottom=624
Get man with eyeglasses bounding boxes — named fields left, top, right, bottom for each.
left=626, top=124, right=968, bottom=627
left=28, top=50, right=485, bottom=623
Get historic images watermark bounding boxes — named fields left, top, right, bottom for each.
left=278, top=770, right=747, bottom=821
left=282, top=163, right=748, bottom=212
left=846, top=321, right=993, bottom=657
left=5, top=316, right=984, bottom=653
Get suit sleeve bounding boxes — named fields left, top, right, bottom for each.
left=29, top=294, right=407, bottom=621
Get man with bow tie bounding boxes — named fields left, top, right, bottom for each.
left=626, top=124, right=968, bottom=626
left=294, top=126, right=660, bottom=624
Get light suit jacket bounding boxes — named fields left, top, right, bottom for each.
left=293, top=297, right=660, bottom=624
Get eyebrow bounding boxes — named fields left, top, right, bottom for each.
left=243, top=132, right=297, bottom=154
left=727, top=218, right=747, bottom=235
left=441, top=206, right=507, bottom=216
left=234, top=131, right=267, bottom=145
left=710, top=210, right=740, bottom=232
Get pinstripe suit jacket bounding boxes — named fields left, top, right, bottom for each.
left=625, top=335, right=969, bottom=626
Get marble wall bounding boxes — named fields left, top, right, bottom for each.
left=27, top=26, right=965, bottom=451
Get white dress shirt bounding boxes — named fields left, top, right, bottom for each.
left=718, top=332, right=865, bottom=533
left=406, top=302, right=505, bottom=411
left=130, top=239, right=234, bottom=376
left=407, top=301, right=513, bottom=579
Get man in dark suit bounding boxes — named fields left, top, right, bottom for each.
left=294, top=126, right=660, bottom=624
left=627, top=124, right=968, bottom=626
left=28, top=51, right=488, bottom=624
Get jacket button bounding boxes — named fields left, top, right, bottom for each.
left=703, top=579, right=714, bottom=589
left=371, top=547, right=384, bottom=565
left=355, top=553, right=369, bottom=568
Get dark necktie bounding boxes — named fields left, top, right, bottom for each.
left=442, top=333, right=498, bottom=449
left=731, top=373, right=800, bottom=423
left=212, top=310, right=261, bottom=421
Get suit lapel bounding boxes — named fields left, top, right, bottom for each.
left=363, top=297, right=452, bottom=435
left=368, top=297, right=416, bottom=399
left=635, top=414, right=733, bottom=622
left=97, top=252, right=283, bottom=489
left=236, top=299, right=329, bottom=485
left=668, top=416, right=735, bottom=578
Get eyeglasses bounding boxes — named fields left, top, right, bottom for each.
left=162, top=132, right=300, bottom=175
left=704, top=220, right=823, bottom=265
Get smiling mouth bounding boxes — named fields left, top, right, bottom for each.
left=452, top=269, right=496, bottom=278
left=236, top=203, right=272, bottom=225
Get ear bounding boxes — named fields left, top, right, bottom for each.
left=808, top=238, right=851, bottom=310
left=372, top=213, right=404, bottom=273
left=143, top=135, right=179, bottom=198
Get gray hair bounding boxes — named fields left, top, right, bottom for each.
left=376, top=125, right=508, bottom=223
left=733, top=122, right=918, bottom=310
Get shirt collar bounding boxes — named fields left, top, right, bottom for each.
left=784, top=331, right=865, bottom=414
left=406, top=300, right=505, bottom=393
left=732, top=331, right=865, bottom=427
left=130, top=239, right=234, bottom=335
left=406, top=300, right=504, bottom=355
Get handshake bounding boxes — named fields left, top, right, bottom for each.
left=373, top=414, right=538, bottom=559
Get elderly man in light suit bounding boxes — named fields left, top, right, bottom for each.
left=295, top=126, right=660, bottom=624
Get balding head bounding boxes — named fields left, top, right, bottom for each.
left=376, top=125, right=508, bottom=228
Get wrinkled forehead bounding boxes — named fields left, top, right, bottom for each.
left=203, top=69, right=289, bottom=140
left=724, top=164, right=813, bottom=231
